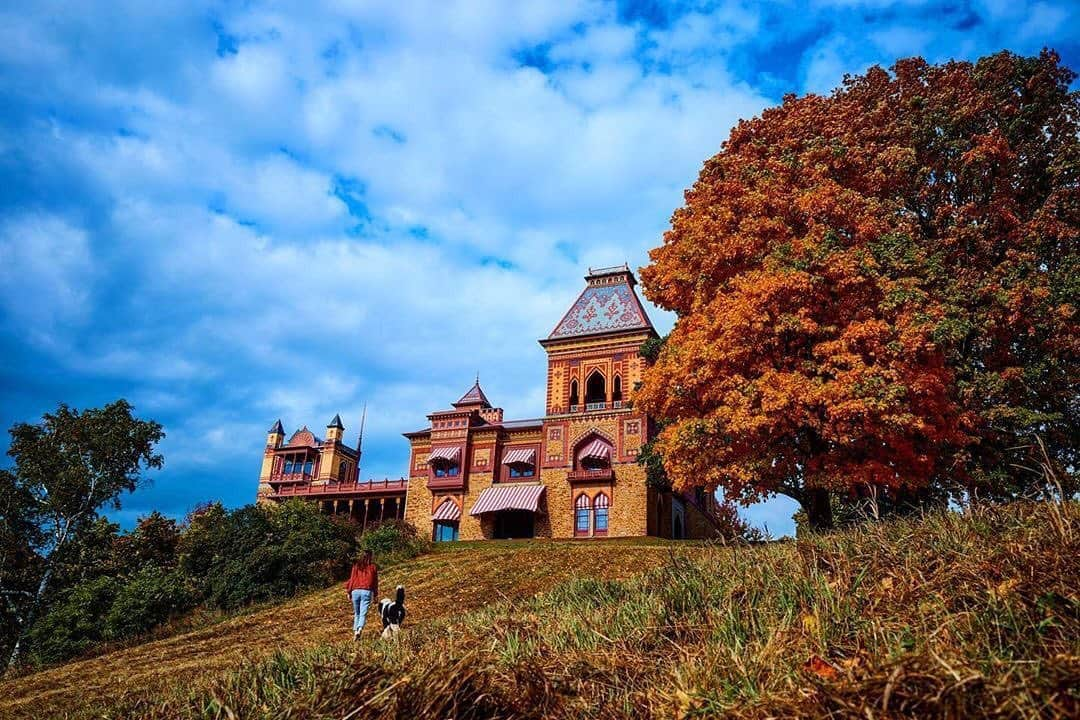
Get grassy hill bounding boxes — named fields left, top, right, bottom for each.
left=1, top=503, right=1076, bottom=719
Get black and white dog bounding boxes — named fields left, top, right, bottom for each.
left=379, top=585, right=406, bottom=638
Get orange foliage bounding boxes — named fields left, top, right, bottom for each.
left=638, top=51, right=1079, bottom=513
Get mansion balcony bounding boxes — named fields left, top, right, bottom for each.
left=268, top=471, right=315, bottom=487
left=427, top=474, right=466, bottom=491
left=568, top=400, right=623, bottom=413
left=269, top=478, right=409, bottom=499
left=566, top=467, right=615, bottom=483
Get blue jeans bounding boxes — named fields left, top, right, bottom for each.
left=351, top=589, right=372, bottom=634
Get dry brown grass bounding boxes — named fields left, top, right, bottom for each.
left=0, top=538, right=674, bottom=717
left=4, top=503, right=1077, bottom=719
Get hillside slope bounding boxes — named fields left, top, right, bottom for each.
left=0, top=538, right=676, bottom=717
left=5, top=504, right=1077, bottom=719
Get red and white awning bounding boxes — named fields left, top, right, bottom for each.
left=427, top=446, right=461, bottom=464
left=579, top=440, right=612, bottom=461
left=469, top=484, right=546, bottom=515
left=432, top=498, right=461, bottom=521
left=502, top=448, right=536, bottom=466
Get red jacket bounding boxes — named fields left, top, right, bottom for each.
left=346, top=563, right=378, bottom=595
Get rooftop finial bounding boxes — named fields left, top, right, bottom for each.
left=476, top=370, right=480, bottom=385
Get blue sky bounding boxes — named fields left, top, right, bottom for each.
left=2, top=0, right=1077, bottom=537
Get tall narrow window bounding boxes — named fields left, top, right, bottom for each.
left=284, top=458, right=294, bottom=474
left=569, top=379, right=579, bottom=409
left=339, top=461, right=348, bottom=481
left=593, top=493, right=610, bottom=536
left=574, top=494, right=591, bottom=537
left=585, top=371, right=606, bottom=406
left=612, top=376, right=622, bottom=404
left=304, top=459, right=314, bottom=475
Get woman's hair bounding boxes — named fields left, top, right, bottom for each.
left=356, top=549, right=374, bottom=568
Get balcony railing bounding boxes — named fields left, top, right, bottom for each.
left=269, top=471, right=315, bottom=485
left=427, top=475, right=466, bottom=490
left=271, top=478, right=409, bottom=498
left=567, top=467, right=615, bottom=482
left=585, top=401, right=607, bottom=411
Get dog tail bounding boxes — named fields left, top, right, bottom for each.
left=395, top=585, right=405, bottom=606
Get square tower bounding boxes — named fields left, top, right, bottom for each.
left=537, top=265, right=658, bottom=537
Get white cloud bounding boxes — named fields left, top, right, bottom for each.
left=0, top=214, right=93, bottom=340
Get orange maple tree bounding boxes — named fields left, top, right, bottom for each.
left=637, top=51, right=1079, bottom=529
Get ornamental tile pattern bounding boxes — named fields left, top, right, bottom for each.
left=549, top=282, right=651, bottom=339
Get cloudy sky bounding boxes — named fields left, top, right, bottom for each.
left=1, top=0, right=1077, bottom=536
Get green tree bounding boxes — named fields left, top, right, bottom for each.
left=3, top=400, right=164, bottom=668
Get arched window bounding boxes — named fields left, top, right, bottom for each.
left=576, top=436, right=613, bottom=472
left=574, top=494, right=591, bottom=537
left=612, top=376, right=622, bottom=405
left=569, top=379, right=579, bottom=409
left=593, top=493, right=610, bottom=536
left=585, top=371, right=606, bottom=407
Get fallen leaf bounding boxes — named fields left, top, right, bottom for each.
left=804, top=655, right=838, bottom=680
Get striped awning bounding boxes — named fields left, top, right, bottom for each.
left=469, top=484, right=546, bottom=515
left=427, top=446, right=461, bottom=464
left=502, top=448, right=536, bottom=466
left=579, top=440, right=612, bottom=461
left=432, top=498, right=461, bottom=521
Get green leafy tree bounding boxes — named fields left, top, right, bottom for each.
left=3, top=400, right=164, bottom=668
left=104, top=566, right=194, bottom=641
left=178, top=500, right=355, bottom=611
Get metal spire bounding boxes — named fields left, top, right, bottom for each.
left=356, top=403, right=367, bottom=480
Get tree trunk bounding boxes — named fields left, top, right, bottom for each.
left=804, top=488, right=834, bottom=531
left=6, top=563, right=53, bottom=670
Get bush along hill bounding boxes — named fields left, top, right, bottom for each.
left=21, top=500, right=386, bottom=667
left=34, top=501, right=1078, bottom=720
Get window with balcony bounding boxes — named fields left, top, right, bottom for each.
left=612, top=376, right=622, bottom=407
left=585, top=371, right=606, bottom=410
left=569, top=379, right=579, bottom=412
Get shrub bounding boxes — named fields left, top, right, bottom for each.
left=105, top=566, right=195, bottom=640
left=178, top=500, right=356, bottom=611
left=358, top=520, right=430, bottom=564
left=26, top=575, right=122, bottom=666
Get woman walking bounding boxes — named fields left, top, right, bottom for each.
left=346, top=549, right=378, bottom=640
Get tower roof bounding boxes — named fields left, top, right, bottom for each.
left=453, top=381, right=491, bottom=408
left=287, top=426, right=320, bottom=447
left=327, top=413, right=344, bottom=430
left=545, top=264, right=656, bottom=342
left=268, top=419, right=284, bottom=434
